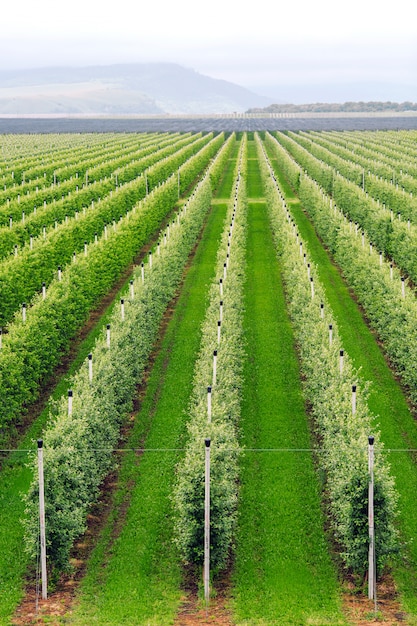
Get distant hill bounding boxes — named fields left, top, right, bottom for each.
left=247, top=101, right=417, bottom=114
left=0, top=63, right=272, bottom=115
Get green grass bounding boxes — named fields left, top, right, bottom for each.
left=215, top=140, right=241, bottom=199
left=247, top=141, right=264, bottom=197
left=232, top=146, right=345, bottom=625
left=67, top=196, right=232, bottom=624
left=268, top=149, right=417, bottom=620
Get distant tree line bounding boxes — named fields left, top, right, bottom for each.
left=247, top=101, right=417, bottom=114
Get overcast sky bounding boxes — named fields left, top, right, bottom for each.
left=1, top=0, right=416, bottom=102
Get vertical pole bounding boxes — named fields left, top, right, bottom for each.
left=339, top=350, right=344, bottom=374
left=219, top=301, right=223, bottom=323
left=401, top=277, right=405, bottom=299
left=204, top=438, right=211, bottom=606
left=106, top=324, right=111, bottom=348
left=42, top=282, right=46, bottom=300
left=141, top=263, right=145, bottom=284
left=310, top=277, right=314, bottom=299
left=130, top=280, right=134, bottom=300
left=217, top=321, right=221, bottom=345
left=212, top=350, right=217, bottom=386
left=37, top=440, right=47, bottom=600
left=207, top=387, right=212, bottom=423
left=329, top=324, right=333, bottom=346
left=68, top=389, right=73, bottom=416
left=352, top=385, right=357, bottom=415
left=120, top=299, right=125, bottom=321
left=88, top=353, right=93, bottom=383
left=368, top=436, right=376, bottom=604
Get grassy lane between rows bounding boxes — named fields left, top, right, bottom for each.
left=67, top=163, right=237, bottom=624
left=267, top=145, right=417, bottom=621
left=231, top=142, right=345, bottom=625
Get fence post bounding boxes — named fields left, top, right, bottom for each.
left=207, top=386, right=212, bottom=423
left=37, top=440, right=47, bottom=600
left=204, top=438, right=211, bottom=606
left=368, top=435, right=376, bottom=608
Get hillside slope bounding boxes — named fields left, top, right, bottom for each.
left=0, top=63, right=272, bottom=114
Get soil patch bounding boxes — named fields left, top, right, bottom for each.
left=343, top=576, right=408, bottom=625
left=175, top=569, right=234, bottom=626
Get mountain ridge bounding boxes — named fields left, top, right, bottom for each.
left=0, top=63, right=272, bottom=115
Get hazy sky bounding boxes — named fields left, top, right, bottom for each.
left=1, top=0, right=416, bottom=102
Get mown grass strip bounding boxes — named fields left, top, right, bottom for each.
left=68, top=201, right=233, bottom=624
left=172, top=137, right=246, bottom=578
left=231, top=144, right=345, bottom=625
left=267, top=145, right=417, bottom=619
